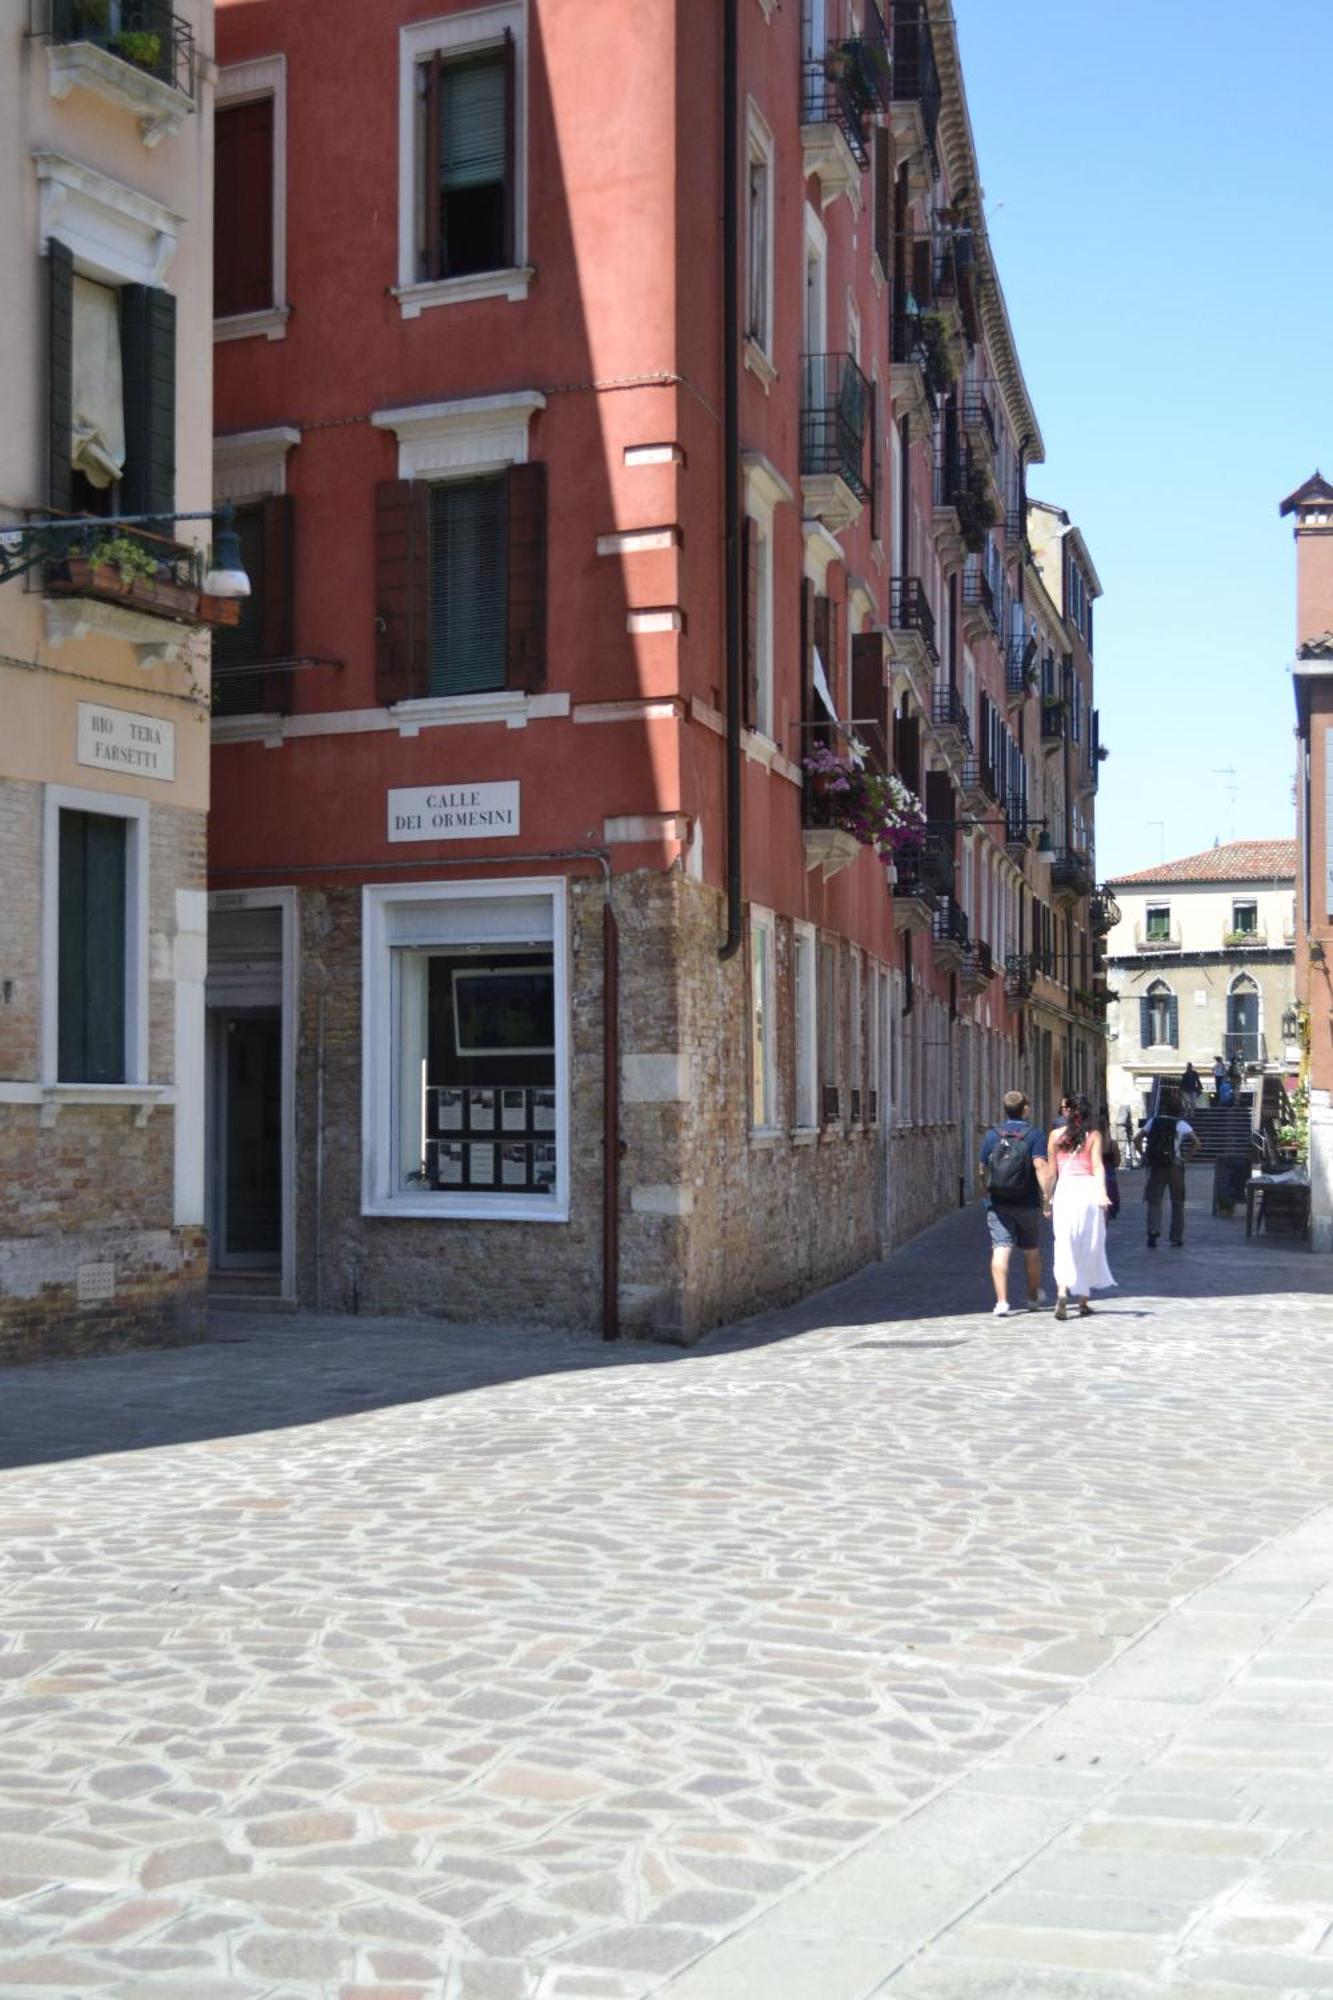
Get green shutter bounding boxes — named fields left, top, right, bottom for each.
left=428, top=478, right=507, bottom=696
left=47, top=237, right=74, bottom=514
left=120, top=284, right=176, bottom=521
left=58, top=812, right=127, bottom=1084
left=440, top=53, right=507, bottom=189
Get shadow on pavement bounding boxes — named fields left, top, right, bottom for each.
left=1, top=1172, right=1326, bottom=1472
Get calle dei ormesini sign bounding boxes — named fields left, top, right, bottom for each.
left=387, top=783, right=520, bottom=842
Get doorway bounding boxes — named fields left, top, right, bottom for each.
left=206, top=897, right=295, bottom=1299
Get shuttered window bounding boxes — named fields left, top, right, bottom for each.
left=215, top=98, right=275, bottom=318
left=419, top=39, right=514, bottom=280
left=47, top=252, right=176, bottom=522
left=428, top=476, right=508, bottom=696
left=58, top=811, right=127, bottom=1085
left=1142, top=983, right=1177, bottom=1049
left=212, top=497, right=295, bottom=716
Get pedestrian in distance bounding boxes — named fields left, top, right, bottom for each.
left=1212, top=1054, right=1227, bottom=1102
left=1121, top=1104, right=1135, bottom=1154
left=1180, top=1061, right=1201, bottom=1116
left=1140, top=1085, right=1200, bottom=1248
left=1099, top=1116, right=1122, bottom=1221
left=979, top=1089, right=1048, bottom=1317
left=1039, top=1094, right=1115, bottom=1320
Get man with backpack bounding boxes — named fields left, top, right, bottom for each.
left=980, top=1090, right=1049, bottom=1316
left=1140, top=1086, right=1200, bottom=1247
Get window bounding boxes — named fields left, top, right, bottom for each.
left=215, top=58, right=288, bottom=340
left=742, top=514, right=774, bottom=738
left=362, top=879, right=569, bottom=1220
left=47, top=239, right=176, bottom=524
left=1142, top=980, right=1177, bottom=1050
left=211, top=496, right=295, bottom=717
left=1145, top=904, right=1171, bottom=942
left=1227, top=974, right=1260, bottom=1063
left=745, top=104, right=774, bottom=357
left=42, top=785, right=148, bottom=1091
left=399, top=5, right=528, bottom=312
left=750, top=909, right=777, bottom=1130
left=1231, top=900, right=1258, bottom=936
left=848, top=949, right=863, bottom=1123
left=818, top=939, right=839, bottom=1123
left=794, top=923, right=817, bottom=1130
left=867, top=963, right=881, bottom=1125
left=429, top=477, right=508, bottom=696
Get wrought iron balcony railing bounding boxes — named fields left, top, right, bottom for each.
left=1004, top=953, right=1034, bottom=1001
left=1006, top=632, right=1036, bottom=697
left=893, top=846, right=931, bottom=902
left=961, top=386, right=998, bottom=455
left=961, top=559, right=996, bottom=632
left=932, top=897, right=969, bottom=949
left=888, top=575, right=939, bottom=665
left=1050, top=849, right=1095, bottom=900
left=890, top=0, right=941, bottom=168
left=37, top=0, right=196, bottom=98
left=800, top=352, right=872, bottom=502
left=1089, top=889, right=1121, bottom=937
left=931, top=683, right=971, bottom=745
left=934, top=434, right=967, bottom=510
left=1040, top=699, right=1066, bottom=743
left=801, top=1, right=891, bottom=169
left=920, top=833, right=956, bottom=897
left=959, top=939, right=994, bottom=988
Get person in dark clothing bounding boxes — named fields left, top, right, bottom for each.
left=1140, top=1086, right=1200, bottom=1247
left=979, top=1090, right=1049, bottom=1316
left=1180, top=1062, right=1201, bottom=1115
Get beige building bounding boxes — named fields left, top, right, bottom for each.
left=1, top=0, right=224, bottom=1362
left=1105, top=841, right=1299, bottom=1127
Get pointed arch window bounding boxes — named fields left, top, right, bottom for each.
left=1226, top=973, right=1260, bottom=1065
left=1141, top=979, right=1177, bottom=1049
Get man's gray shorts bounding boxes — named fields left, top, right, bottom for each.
left=987, top=1204, right=1041, bottom=1251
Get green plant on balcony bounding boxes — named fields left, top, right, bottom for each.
left=919, top=310, right=957, bottom=391
left=88, top=533, right=164, bottom=587
left=804, top=745, right=925, bottom=859
left=112, top=27, right=163, bottom=69
left=955, top=461, right=998, bottom=552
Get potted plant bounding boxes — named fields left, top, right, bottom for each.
left=919, top=311, right=957, bottom=391
left=955, top=461, right=999, bottom=551
left=803, top=744, right=925, bottom=858
left=112, top=28, right=163, bottom=72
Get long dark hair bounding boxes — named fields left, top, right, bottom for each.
left=1057, top=1092, right=1095, bottom=1152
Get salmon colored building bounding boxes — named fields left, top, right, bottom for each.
left=207, top=0, right=1103, bottom=1338
left=1283, top=471, right=1333, bottom=1251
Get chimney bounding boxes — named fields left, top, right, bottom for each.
left=1280, top=472, right=1333, bottom=648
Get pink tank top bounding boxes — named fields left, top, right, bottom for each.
left=1055, top=1137, right=1095, bottom=1178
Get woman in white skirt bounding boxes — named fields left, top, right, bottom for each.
left=1040, top=1093, right=1115, bottom=1320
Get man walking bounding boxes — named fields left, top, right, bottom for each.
left=1141, top=1086, right=1200, bottom=1248
left=980, top=1090, right=1048, bottom=1316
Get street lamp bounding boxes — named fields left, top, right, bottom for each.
left=0, top=504, right=250, bottom=597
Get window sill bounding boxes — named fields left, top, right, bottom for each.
left=394, top=267, right=534, bottom=319
left=214, top=306, right=291, bottom=344
left=391, top=690, right=570, bottom=736
left=744, top=339, right=778, bottom=392
left=0, top=1081, right=171, bottom=1129
left=790, top=1125, right=819, bottom=1147
left=748, top=1127, right=784, bottom=1149
left=363, top=1192, right=568, bottom=1224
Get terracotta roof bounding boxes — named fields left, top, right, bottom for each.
left=1109, top=840, right=1297, bottom=887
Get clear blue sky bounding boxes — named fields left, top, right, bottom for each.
left=953, top=0, right=1333, bottom=879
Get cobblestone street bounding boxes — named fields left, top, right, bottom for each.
left=2, top=1171, right=1332, bottom=1999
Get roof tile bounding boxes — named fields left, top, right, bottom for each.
left=1109, top=840, right=1296, bottom=886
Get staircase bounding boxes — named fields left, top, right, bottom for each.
left=1186, top=1104, right=1255, bottom=1163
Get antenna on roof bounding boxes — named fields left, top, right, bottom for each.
left=1213, top=766, right=1239, bottom=841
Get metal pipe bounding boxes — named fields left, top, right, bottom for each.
left=718, top=0, right=743, bottom=962
left=314, top=992, right=325, bottom=1316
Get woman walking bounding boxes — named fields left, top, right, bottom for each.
left=1041, top=1093, right=1115, bottom=1320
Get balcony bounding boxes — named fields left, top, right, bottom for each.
left=1040, top=698, right=1066, bottom=749
left=43, top=524, right=239, bottom=666
left=1135, top=925, right=1181, bottom=953
left=800, top=2, right=891, bottom=200
left=958, top=938, right=994, bottom=998
left=889, top=306, right=935, bottom=430
left=931, top=683, right=970, bottom=754
left=1089, top=889, right=1121, bottom=937
left=961, top=385, right=999, bottom=460
left=800, top=352, right=871, bottom=530
left=890, top=845, right=937, bottom=934
left=1050, top=849, right=1094, bottom=906
left=920, top=832, right=956, bottom=897
left=958, top=758, right=997, bottom=815
left=888, top=0, right=941, bottom=189
left=931, top=896, right=968, bottom=971
left=932, top=435, right=966, bottom=569
left=887, top=575, right=939, bottom=686
left=801, top=767, right=862, bottom=881
left=1004, top=953, right=1034, bottom=1002
left=1003, top=794, right=1031, bottom=857
left=1223, top=927, right=1269, bottom=950
left=33, top=0, right=196, bottom=144
left=1224, top=1031, right=1266, bottom=1068
left=1006, top=632, right=1037, bottom=704
left=961, top=559, right=997, bottom=643
left=933, top=221, right=979, bottom=344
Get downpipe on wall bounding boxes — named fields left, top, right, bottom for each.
left=719, top=0, right=742, bottom=963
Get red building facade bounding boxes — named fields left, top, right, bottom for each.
left=207, top=0, right=1102, bottom=1337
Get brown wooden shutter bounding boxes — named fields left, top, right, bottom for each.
left=868, top=377, right=881, bottom=542
left=374, top=479, right=429, bottom=706
left=896, top=711, right=921, bottom=794
left=214, top=98, right=274, bottom=317
left=501, top=29, right=517, bottom=269
left=421, top=59, right=441, bottom=280
left=800, top=576, right=815, bottom=735
left=813, top=592, right=833, bottom=739
left=851, top=632, right=886, bottom=771
left=873, top=127, right=891, bottom=275
left=505, top=459, right=547, bottom=692
left=119, top=284, right=176, bottom=521
left=911, top=236, right=933, bottom=308
left=260, top=493, right=295, bottom=710
left=47, top=237, right=74, bottom=514
left=742, top=514, right=759, bottom=732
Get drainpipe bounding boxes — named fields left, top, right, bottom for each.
left=719, top=0, right=743, bottom=961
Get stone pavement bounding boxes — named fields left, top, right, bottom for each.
left=0, top=1169, right=1330, bottom=1999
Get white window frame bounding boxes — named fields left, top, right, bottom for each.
left=361, top=876, right=570, bottom=1221
left=742, top=454, right=791, bottom=746
left=41, top=783, right=150, bottom=1092
left=395, top=1, right=531, bottom=319
left=793, top=921, right=817, bottom=1132
left=803, top=204, right=828, bottom=355
left=744, top=100, right=776, bottom=377
left=849, top=946, right=863, bottom=1119
left=867, top=962, right=881, bottom=1125
left=749, top=906, right=778, bottom=1134
left=214, top=56, right=290, bottom=343
left=1145, top=902, right=1171, bottom=941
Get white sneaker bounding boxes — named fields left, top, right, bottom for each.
left=1026, top=1290, right=1048, bottom=1311
left=992, top=1301, right=1012, bottom=1316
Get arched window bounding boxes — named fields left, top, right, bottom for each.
left=1141, top=979, right=1177, bottom=1050
left=1226, top=973, right=1260, bottom=1065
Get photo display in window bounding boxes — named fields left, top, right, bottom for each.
left=408, top=948, right=558, bottom=1196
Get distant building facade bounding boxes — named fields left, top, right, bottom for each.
left=1104, top=842, right=1298, bottom=1129
left=1283, top=472, right=1333, bottom=1252
left=0, top=1, right=218, bottom=1362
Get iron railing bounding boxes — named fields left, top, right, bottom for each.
left=888, top=576, right=939, bottom=665
left=1040, top=699, right=1066, bottom=743
left=893, top=846, right=932, bottom=901
left=931, top=683, right=971, bottom=744
left=801, top=0, right=891, bottom=168
left=961, top=385, right=998, bottom=455
left=961, top=559, right=996, bottom=632
left=800, top=352, right=872, bottom=502
left=1089, top=889, right=1121, bottom=937
left=960, top=758, right=1000, bottom=805
left=36, top=0, right=195, bottom=97
left=890, top=0, right=941, bottom=170
left=932, top=897, right=969, bottom=949
left=1004, top=953, right=1034, bottom=1001
left=1006, top=631, right=1035, bottom=696
left=934, top=432, right=967, bottom=510
left=959, top=939, right=994, bottom=986
left=920, top=833, right=956, bottom=897
left=1051, top=850, right=1094, bottom=900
